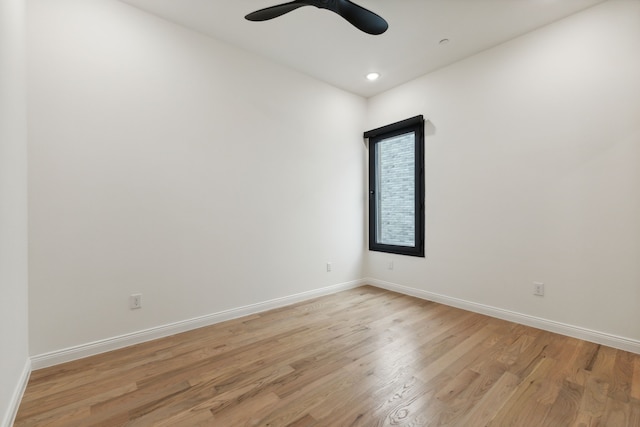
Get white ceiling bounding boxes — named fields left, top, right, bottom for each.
left=119, top=0, right=605, bottom=98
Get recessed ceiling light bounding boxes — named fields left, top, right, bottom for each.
left=366, top=72, right=380, bottom=81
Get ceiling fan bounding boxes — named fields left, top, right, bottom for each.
left=245, top=0, right=389, bottom=35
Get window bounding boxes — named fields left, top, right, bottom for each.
left=365, top=116, right=425, bottom=257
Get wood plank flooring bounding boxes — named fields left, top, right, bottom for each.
left=15, top=286, right=640, bottom=426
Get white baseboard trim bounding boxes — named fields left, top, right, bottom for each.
left=31, top=279, right=365, bottom=370
left=30, top=277, right=640, bottom=370
left=366, top=278, right=640, bottom=355
left=2, top=358, right=31, bottom=427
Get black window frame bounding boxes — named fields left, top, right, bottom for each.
left=365, top=115, right=425, bottom=257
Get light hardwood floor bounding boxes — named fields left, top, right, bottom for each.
left=15, top=286, right=640, bottom=426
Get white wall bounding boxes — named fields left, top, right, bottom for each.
left=28, top=0, right=366, bottom=357
left=26, top=0, right=640, bottom=368
left=366, top=0, right=640, bottom=342
left=0, top=0, right=30, bottom=424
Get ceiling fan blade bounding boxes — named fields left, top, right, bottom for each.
left=245, top=0, right=388, bottom=35
left=335, top=0, right=388, bottom=35
left=245, top=1, right=308, bottom=21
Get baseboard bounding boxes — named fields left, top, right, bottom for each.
left=366, top=278, right=640, bottom=355
left=1, top=358, right=31, bottom=427
left=30, top=276, right=640, bottom=370
left=31, top=279, right=365, bottom=370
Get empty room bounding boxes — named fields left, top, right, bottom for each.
left=1, top=0, right=640, bottom=425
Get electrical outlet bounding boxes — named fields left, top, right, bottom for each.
left=326, top=262, right=332, bottom=272
left=130, top=293, right=142, bottom=309
left=533, top=282, right=544, bottom=297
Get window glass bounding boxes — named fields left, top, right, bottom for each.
left=375, top=132, right=415, bottom=247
